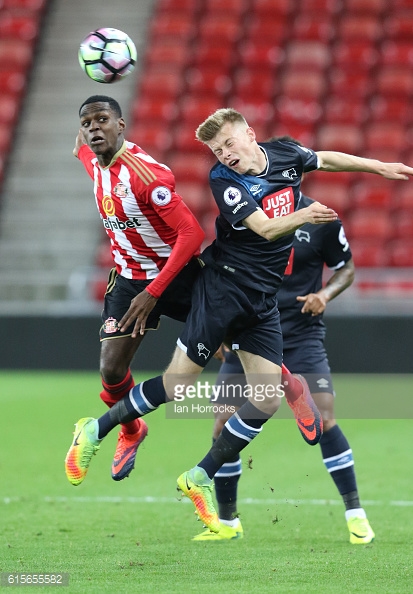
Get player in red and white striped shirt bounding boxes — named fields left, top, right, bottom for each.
left=67, top=95, right=204, bottom=484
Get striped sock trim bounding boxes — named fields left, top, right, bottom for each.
left=129, top=382, right=158, bottom=416
left=215, top=460, right=242, bottom=478
left=323, top=448, right=354, bottom=473
left=225, top=413, right=262, bottom=443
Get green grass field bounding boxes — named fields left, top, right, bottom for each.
left=1, top=371, right=412, bottom=593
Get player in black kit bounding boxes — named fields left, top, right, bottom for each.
left=65, top=109, right=413, bottom=536
left=192, top=138, right=375, bottom=544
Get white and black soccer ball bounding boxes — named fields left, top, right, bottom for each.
left=78, top=28, right=137, bottom=83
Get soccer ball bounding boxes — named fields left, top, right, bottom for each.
left=78, top=28, right=137, bottom=84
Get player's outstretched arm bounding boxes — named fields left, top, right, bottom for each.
left=316, top=151, right=413, bottom=180
left=244, top=201, right=337, bottom=241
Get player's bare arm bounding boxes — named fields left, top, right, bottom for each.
left=316, top=151, right=413, bottom=180
left=297, top=258, right=355, bottom=316
left=243, top=201, right=337, bottom=241
left=119, top=290, right=158, bottom=337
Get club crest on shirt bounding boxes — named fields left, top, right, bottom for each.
left=224, top=186, right=242, bottom=206
left=102, top=195, right=115, bottom=217
left=282, top=168, right=297, bottom=180
left=151, top=186, right=172, bottom=206
left=113, top=183, right=128, bottom=198
left=103, top=317, right=119, bottom=334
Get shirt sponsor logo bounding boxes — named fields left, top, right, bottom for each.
left=151, top=186, right=172, bottom=206
left=232, top=200, right=248, bottom=214
left=103, top=216, right=141, bottom=231
left=102, top=195, right=115, bottom=217
left=282, top=168, right=297, bottom=180
left=295, top=229, right=311, bottom=242
left=262, top=187, right=294, bottom=218
left=224, top=186, right=242, bottom=206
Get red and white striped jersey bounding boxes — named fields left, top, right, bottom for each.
left=78, top=141, right=202, bottom=296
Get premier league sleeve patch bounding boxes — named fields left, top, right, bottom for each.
left=151, top=186, right=172, bottom=206
left=223, top=186, right=242, bottom=206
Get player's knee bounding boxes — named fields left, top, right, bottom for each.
left=100, top=360, right=127, bottom=385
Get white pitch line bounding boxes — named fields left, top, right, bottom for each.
left=2, top=496, right=413, bottom=506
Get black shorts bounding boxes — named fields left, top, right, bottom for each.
left=178, top=266, right=283, bottom=367
left=214, top=338, right=334, bottom=406
left=100, top=258, right=201, bottom=340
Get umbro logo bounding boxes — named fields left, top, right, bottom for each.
left=249, top=184, right=262, bottom=195
left=317, top=378, right=330, bottom=389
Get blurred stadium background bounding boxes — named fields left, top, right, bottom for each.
left=0, top=0, right=412, bottom=371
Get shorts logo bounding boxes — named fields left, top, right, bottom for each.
left=102, top=195, right=115, bottom=216
left=317, top=378, right=330, bottom=389
left=113, top=183, right=128, bottom=198
left=295, top=229, right=311, bottom=242
left=151, top=186, right=172, bottom=206
left=103, top=317, right=119, bottom=334
left=224, top=186, right=242, bottom=206
left=197, top=343, right=211, bottom=359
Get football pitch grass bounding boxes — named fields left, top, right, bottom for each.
left=1, top=371, right=412, bottom=593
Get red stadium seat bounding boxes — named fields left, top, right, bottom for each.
left=369, top=96, right=411, bottom=124
left=198, top=15, right=242, bottom=43
left=192, top=42, right=235, bottom=69
left=337, top=15, right=383, bottom=42
left=345, top=0, right=386, bottom=13
left=346, top=209, right=393, bottom=240
left=364, top=122, right=410, bottom=152
left=127, top=122, right=173, bottom=161
left=0, top=94, right=19, bottom=124
left=167, top=152, right=214, bottom=184
left=228, top=96, right=275, bottom=128
left=0, top=12, right=40, bottom=41
left=284, top=41, right=331, bottom=70
left=143, top=40, right=190, bottom=70
left=232, top=68, right=275, bottom=100
left=392, top=211, right=413, bottom=239
left=0, top=68, right=26, bottom=97
left=349, top=240, right=390, bottom=267
left=375, top=67, right=413, bottom=97
left=185, top=66, right=232, bottom=99
left=269, top=122, right=316, bottom=148
left=316, top=124, right=364, bottom=154
left=291, top=15, right=335, bottom=42
left=328, top=69, right=374, bottom=99
left=174, top=181, right=215, bottom=218
left=280, top=70, right=327, bottom=100
left=250, top=0, right=293, bottom=17
left=300, top=180, right=352, bottom=215
left=155, top=0, right=200, bottom=12
left=351, top=180, right=393, bottom=209
left=388, top=239, right=413, bottom=267
left=172, top=123, right=208, bottom=153
left=0, top=124, right=13, bottom=153
left=245, top=16, right=289, bottom=43
left=238, top=40, right=285, bottom=70
left=0, top=39, right=33, bottom=69
left=275, top=96, right=322, bottom=125
left=131, top=97, right=178, bottom=125
left=179, top=96, right=223, bottom=125
left=332, top=41, right=379, bottom=71
left=149, top=14, right=196, bottom=42
left=379, top=41, right=413, bottom=67
left=393, top=184, right=413, bottom=212
left=384, top=13, right=413, bottom=40
left=137, top=69, right=184, bottom=100
left=299, top=0, right=342, bottom=13
left=204, top=0, right=248, bottom=17
left=323, top=96, right=367, bottom=125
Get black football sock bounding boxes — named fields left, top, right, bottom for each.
left=197, top=401, right=271, bottom=479
left=320, top=424, right=360, bottom=510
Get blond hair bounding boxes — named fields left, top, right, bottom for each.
left=195, top=108, right=248, bottom=143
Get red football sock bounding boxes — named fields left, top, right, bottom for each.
left=100, top=369, right=140, bottom=434
left=281, top=363, right=303, bottom=403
